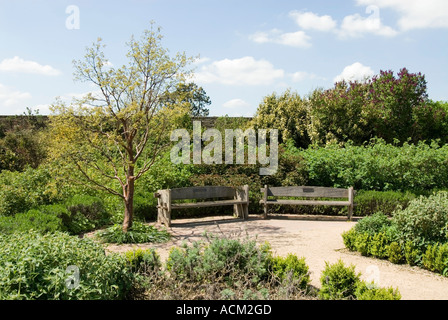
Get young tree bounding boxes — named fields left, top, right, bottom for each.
left=48, top=24, right=194, bottom=232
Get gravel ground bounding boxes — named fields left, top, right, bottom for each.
left=104, top=214, right=448, bottom=300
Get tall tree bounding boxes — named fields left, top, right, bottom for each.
left=48, top=24, right=194, bottom=232
left=168, top=82, right=211, bottom=117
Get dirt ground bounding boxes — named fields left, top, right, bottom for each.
left=104, top=214, right=448, bottom=300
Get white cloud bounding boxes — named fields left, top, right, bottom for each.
left=0, top=56, right=61, bottom=76
left=222, top=98, right=251, bottom=109
left=356, top=0, right=448, bottom=31
left=338, top=13, right=398, bottom=38
left=0, top=83, right=32, bottom=109
left=289, top=11, right=337, bottom=31
left=290, top=71, right=324, bottom=82
left=249, top=29, right=312, bottom=48
left=193, top=56, right=284, bottom=86
left=334, top=62, right=375, bottom=83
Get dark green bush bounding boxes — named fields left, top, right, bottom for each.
left=319, top=260, right=360, bottom=300
left=0, top=209, right=63, bottom=234
left=0, top=231, right=133, bottom=300
left=353, top=190, right=417, bottom=216
left=298, top=139, right=448, bottom=191
left=354, top=212, right=391, bottom=235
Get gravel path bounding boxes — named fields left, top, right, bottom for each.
left=105, top=215, right=448, bottom=300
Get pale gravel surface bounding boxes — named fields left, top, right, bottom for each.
left=103, top=215, right=448, bottom=300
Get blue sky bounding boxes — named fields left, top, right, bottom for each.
left=0, top=0, right=447, bottom=116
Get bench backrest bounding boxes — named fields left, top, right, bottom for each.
left=262, top=186, right=349, bottom=198
left=170, top=186, right=236, bottom=200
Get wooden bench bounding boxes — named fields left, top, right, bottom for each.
left=154, top=185, right=249, bottom=227
left=260, top=185, right=355, bottom=220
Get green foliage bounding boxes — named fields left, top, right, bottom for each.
left=354, top=233, right=371, bottom=256
left=355, top=281, right=401, bottom=300
left=250, top=89, right=311, bottom=148
left=319, top=260, right=360, bottom=300
left=298, top=139, right=448, bottom=191
left=342, top=229, right=358, bottom=251
left=307, top=68, right=436, bottom=145
left=0, top=209, right=63, bottom=234
left=95, top=221, right=171, bottom=244
left=387, top=242, right=405, bottom=264
left=404, top=241, right=420, bottom=266
left=0, top=111, right=47, bottom=172
left=369, top=233, right=390, bottom=259
left=124, top=248, right=162, bottom=274
left=422, top=243, right=448, bottom=275
left=166, top=236, right=273, bottom=284
left=391, top=191, right=448, bottom=249
left=353, top=190, right=417, bottom=216
left=354, top=212, right=391, bottom=236
left=270, top=254, right=310, bottom=290
left=0, top=231, right=133, bottom=300
left=0, top=167, right=62, bottom=216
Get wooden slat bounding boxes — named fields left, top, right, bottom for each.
left=170, top=186, right=236, bottom=200
left=171, top=199, right=247, bottom=209
left=260, top=199, right=351, bottom=206
left=266, top=186, right=349, bottom=198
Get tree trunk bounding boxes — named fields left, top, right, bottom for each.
left=122, top=175, right=135, bottom=233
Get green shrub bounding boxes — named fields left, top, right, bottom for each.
left=166, top=236, right=273, bottom=284
left=0, top=209, right=63, bottom=234
left=95, top=221, right=171, bottom=244
left=354, top=212, right=391, bottom=236
left=342, top=229, right=358, bottom=251
left=0, top=231, right=133, bottom=300
left=124, top=248, right=161, bottom=274
left=299, top=139, right=448, bottom=191
left=404, top=241, right=420, bottom=266
left=63, top=195, right=109, bottom=234
left=422, top=243, right=448, bottom=275
left=319, top=260, right=360, bottom=300
left=387, top=242, right=404, bottom=264
left=355, top=281, right=401, bottom=300
left=270, top=254, right=310, bottom=290
left=369, top=232, right=390, bottom=259
left=354, top=233, right=371, bottom=256
left=392, top=191, right=448, bottom=249
left=353, top=190, right=417, bottom=216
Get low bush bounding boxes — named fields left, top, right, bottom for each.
left=319, top=260, right=360, bottom=300
left=0, top=209, right=63, bottom=234
left=354, top=212, right=391, bottom=235
left=319, top=259, right=400, bottom=300
left=95, top=221, right=171, bottom=244
left=124, top=248, right=162, bottom=274
left=355, top=281, right=401, bottom=300
left=166, top=236, right=273, bottom=284
left=353, top=190, right=417, bottom=216
left=0, top=231, right=133, bottom=300
left=422, top=243, right=448, bottom=275
left=270, top=254, right=310, bottom=290
left=392, top=191, right=448, bottom=249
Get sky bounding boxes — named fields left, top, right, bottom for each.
left=0, top=0, right=447, bottom=116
